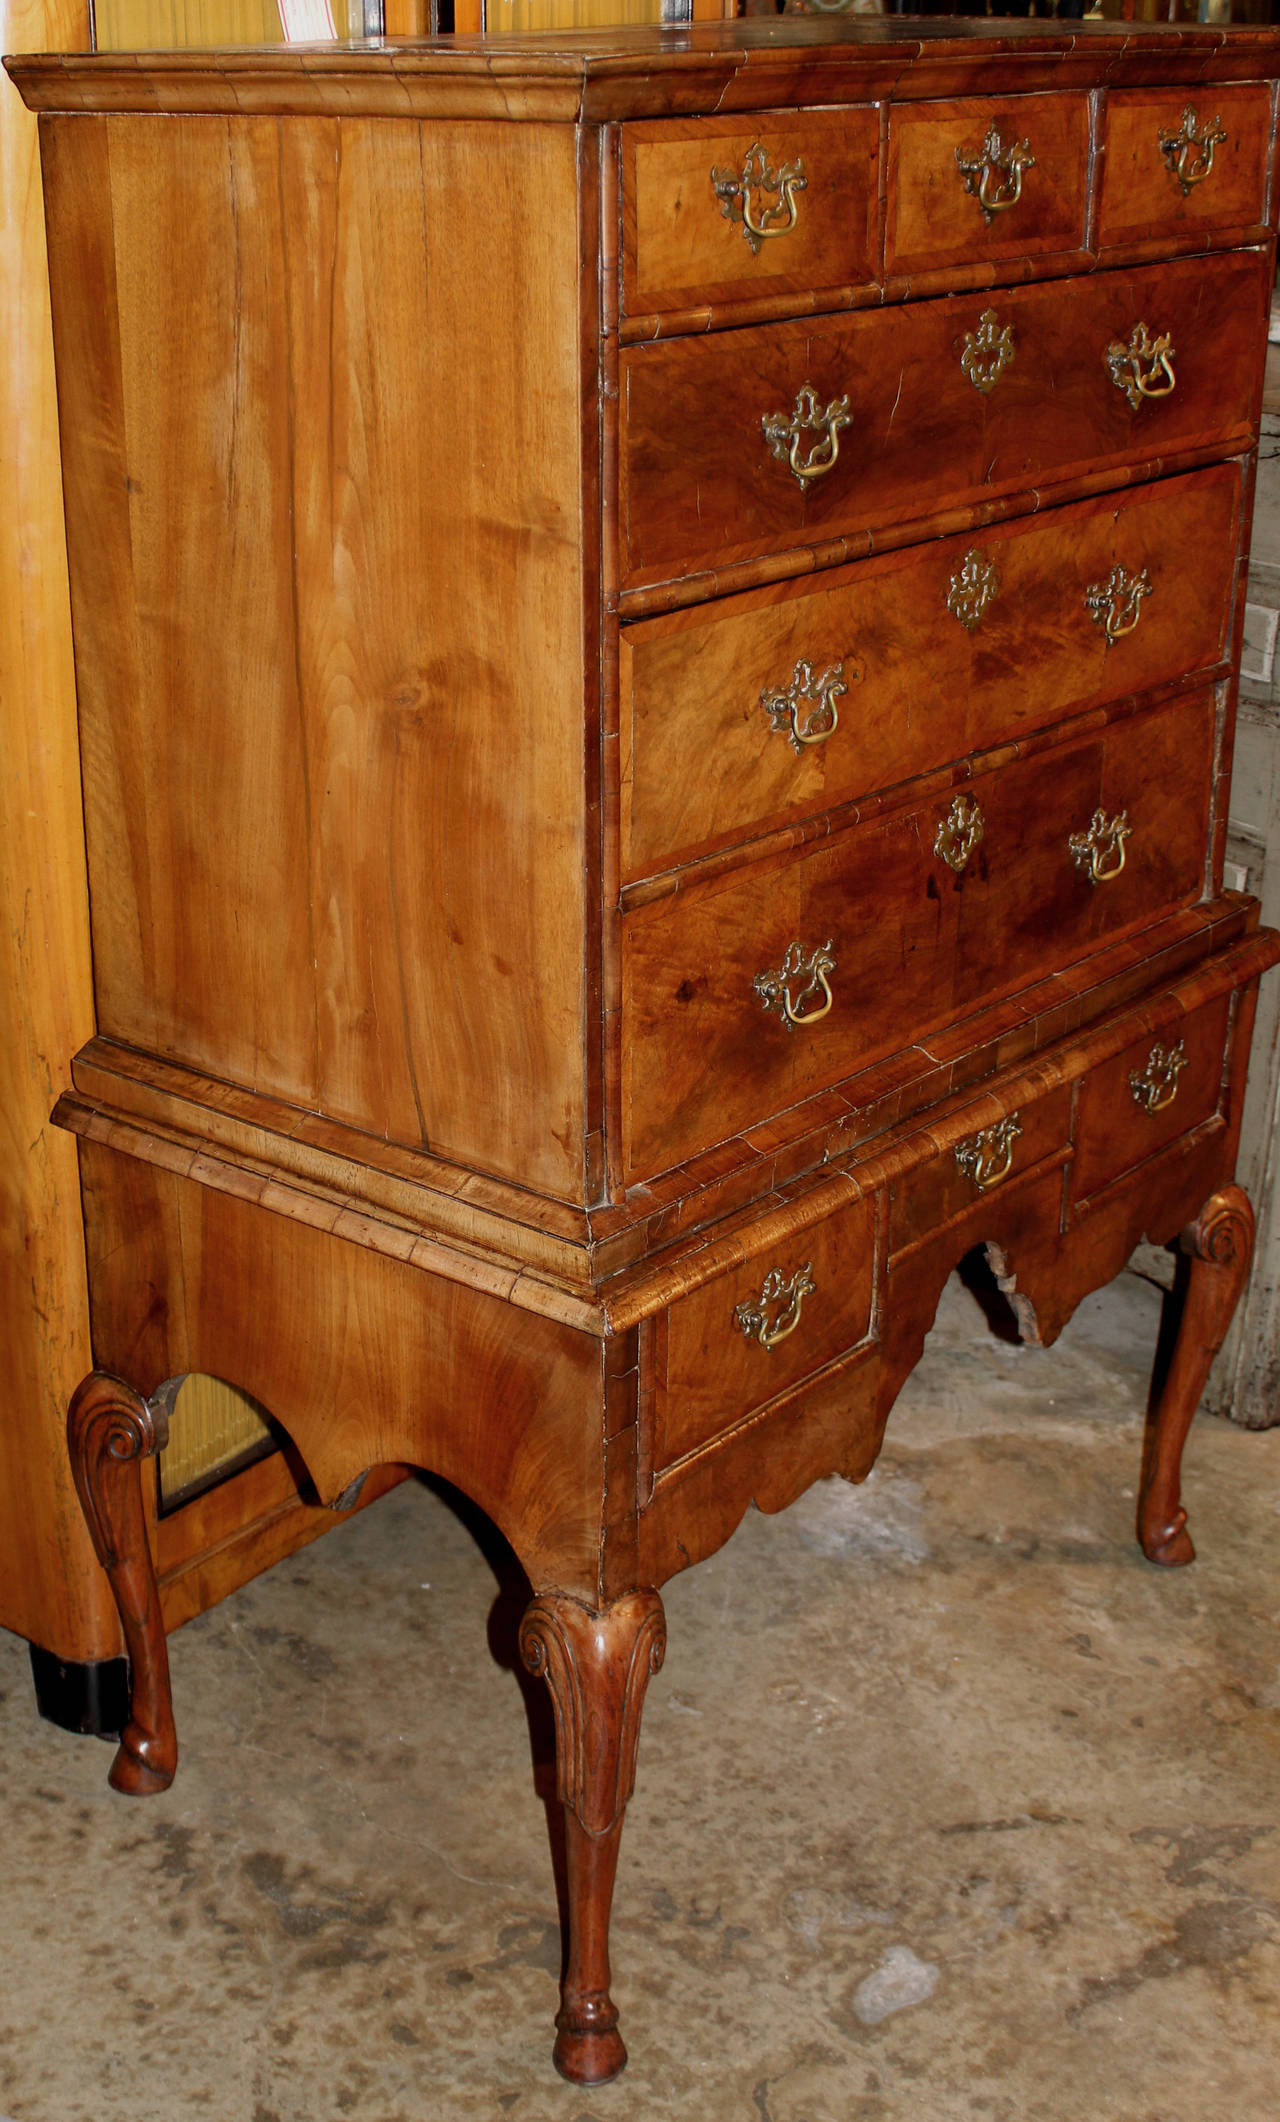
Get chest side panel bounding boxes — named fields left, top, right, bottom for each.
left=42, top=110, right=592, bottom=1203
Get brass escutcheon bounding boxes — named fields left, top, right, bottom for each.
left=934, top=792, right=985, bottom=874
left=947, top=548, right=1000, bottom=633
left=761, top=658, right=848, bottom=755
left=955, top=125, right=1036, bottom=222
left=754, top=938, right=836, bottom=1031
left=1069, top=807, right=1132, bottom=885
left=711, top=141, right=808, bottom=254
left=762, top=383, right=852, bottom=486
left=1106, top=322, right=1176, bottom=410
left=1129, top=1040, right=1187, bottom=1115
left=1085, top=562, right=1152, bottom=646
left=960, top=310, right=1016, bottom=396
left=734, top=1260, right=817, bottom=1350
left=955, top=1114, right=1022, bottom=1191
left=1157, top=106, right=1227, bottom=195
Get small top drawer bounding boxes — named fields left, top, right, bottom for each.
left=886, top=94, right=1091, bottom=276
left=621, top=110, right=881, bottom=321
left=1097, top=86, right=1274, bottom=248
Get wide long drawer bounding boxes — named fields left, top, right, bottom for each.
left=619, top=248, right=1267, bottom=596
left=620, top=463, right=1240, bottom=883
left=620, top=688, right=1214, bottom=1182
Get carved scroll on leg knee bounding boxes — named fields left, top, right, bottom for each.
left=67, top=1372, right=177, bottom=1794
left=519, top=1589, right=666, bottom=2087
left=1138, top=1185, right=1255, bottom=1568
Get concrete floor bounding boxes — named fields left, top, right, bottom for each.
left=2, top=1267, right=1279, bottom=2122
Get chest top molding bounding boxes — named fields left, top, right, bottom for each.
left=10, top=20, right=1280, bottom=124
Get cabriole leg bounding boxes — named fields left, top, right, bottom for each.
left=66, top=1371, right=177, bottom=1794
left=1138, top=1184, right=1255, bottom=1568
left=519, top=1588, right=666, bottom=2086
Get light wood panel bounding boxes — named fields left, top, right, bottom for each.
left=42, top=111, right=591, bottom=1202
left=0, top=0, right=117, bottom=1662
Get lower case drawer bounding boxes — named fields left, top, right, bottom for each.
left=644, top=1190, right=875, bottom=1480
left=621, top=688, right=1214, bottom=1183
left=889, top=1085, right=1073, bottom=1256
left=1071, top=990, right=1232, bottom=1204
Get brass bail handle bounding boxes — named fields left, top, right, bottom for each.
left=1129, top=1041, right=1187, bottom=1115
left=955, top=1115, right=1022, bottom=1191
left=753, top=939, right=837, bottom=1031
left=1069, top=808, right=1132, bottom=886
left=733, top=1261, right=817, bottom=1351
left=1106, top=323, right=1176, bottom=411
left=1158, top=106, right=1227, bottom=195
left=762, top=383, right=852, bottom=487
left=760, top=658, right=848, bottom=755
left=1085, top=563, right=1152, bottom=647
left=934, top=793, right=985, bottom=875
left=711, top=141, right=808, bottom=254
left=955, top=126, right=1036, bottom=223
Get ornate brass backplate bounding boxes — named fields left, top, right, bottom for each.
left=1157, top=106, right=1227, bottom=194
left=1129, top=1040, right=1187, bottom=1114
left=733, top=1260, right=817, bottom=1350
left=753, top=938, right=837, bottom=1030
left=1085, top=562, right=1152, bottom=645
left=762, top=382, right=852, bottom=485
left=1106, top=322, right=1176, bottom=410
left=954, top=1113, right=1022, bottom=1190
left=1069, top=807, right=1132, bottom=885
left=711, top=141, right=809, bottom=253
left=760, top=658, right=848, bottom=754
left=960, top=310, right=1016, bottom=395
left=934, top=792, right=985, bottom=874
left=954, top=125, right=1036, bottom=222
left=946, top=548, right=1000, bottom=632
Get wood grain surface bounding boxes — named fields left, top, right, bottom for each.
left=42, top=110, right=591, bottom=1201
left=620, top=248, right=1269, bottom=594
left=1097, top=83, right=1274, bottom=247
left=886, top=91, right=1092, bottom=276
left=620, top=463, right=1239, bottom=882
left=0, top=0, right=116, bottom=1664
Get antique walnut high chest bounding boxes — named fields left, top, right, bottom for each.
left=12, top=15, right=1280, bottom=2083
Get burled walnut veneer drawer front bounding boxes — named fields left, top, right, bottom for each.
left=619, top=249, right=1266, bottom=595
left=888, top=1086, right=1073, bottom=1257
left=649, top=1192, right=875, bottom=1477
left=620, top=689, right=1212, bottom=1184
left=885, top=94, right=1091, bottom=277
left=1071, top=991, right=1233, bottom=1203
left=620, top=463, right=1238, bottom=883
left=622, top=110, right=881, bottom=320
left=1098, top=87, right=1274, bottom=248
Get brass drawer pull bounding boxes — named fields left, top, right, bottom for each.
left=711, top=141, right=808, bottom=253
left=762, top=383, right=851, bottom=486
left=955, top=1114, right=1022, bottom=1191
left=955, top=125, right=1036, bottom=222
left=1129, top=1040, right=1187, bottom=1115
left=947, top=548, right=1000, bottom=633
left=934, top=793, right=985, bottom=875
left=1085, top=562, right=1152, bottom=645
left=1069, top=808, right=1132, bottom=885
left=1106, top=323, right=1176, bottom=410
left=960, top=309, right=1016, bottom=396
left=1158, top=106, right=1227, bottom=195
left=734, top=1260, right=816, bottom=1350
left=754, top=938, right=836, bottom=1031
left=761, top=658, right=847, bottom=754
